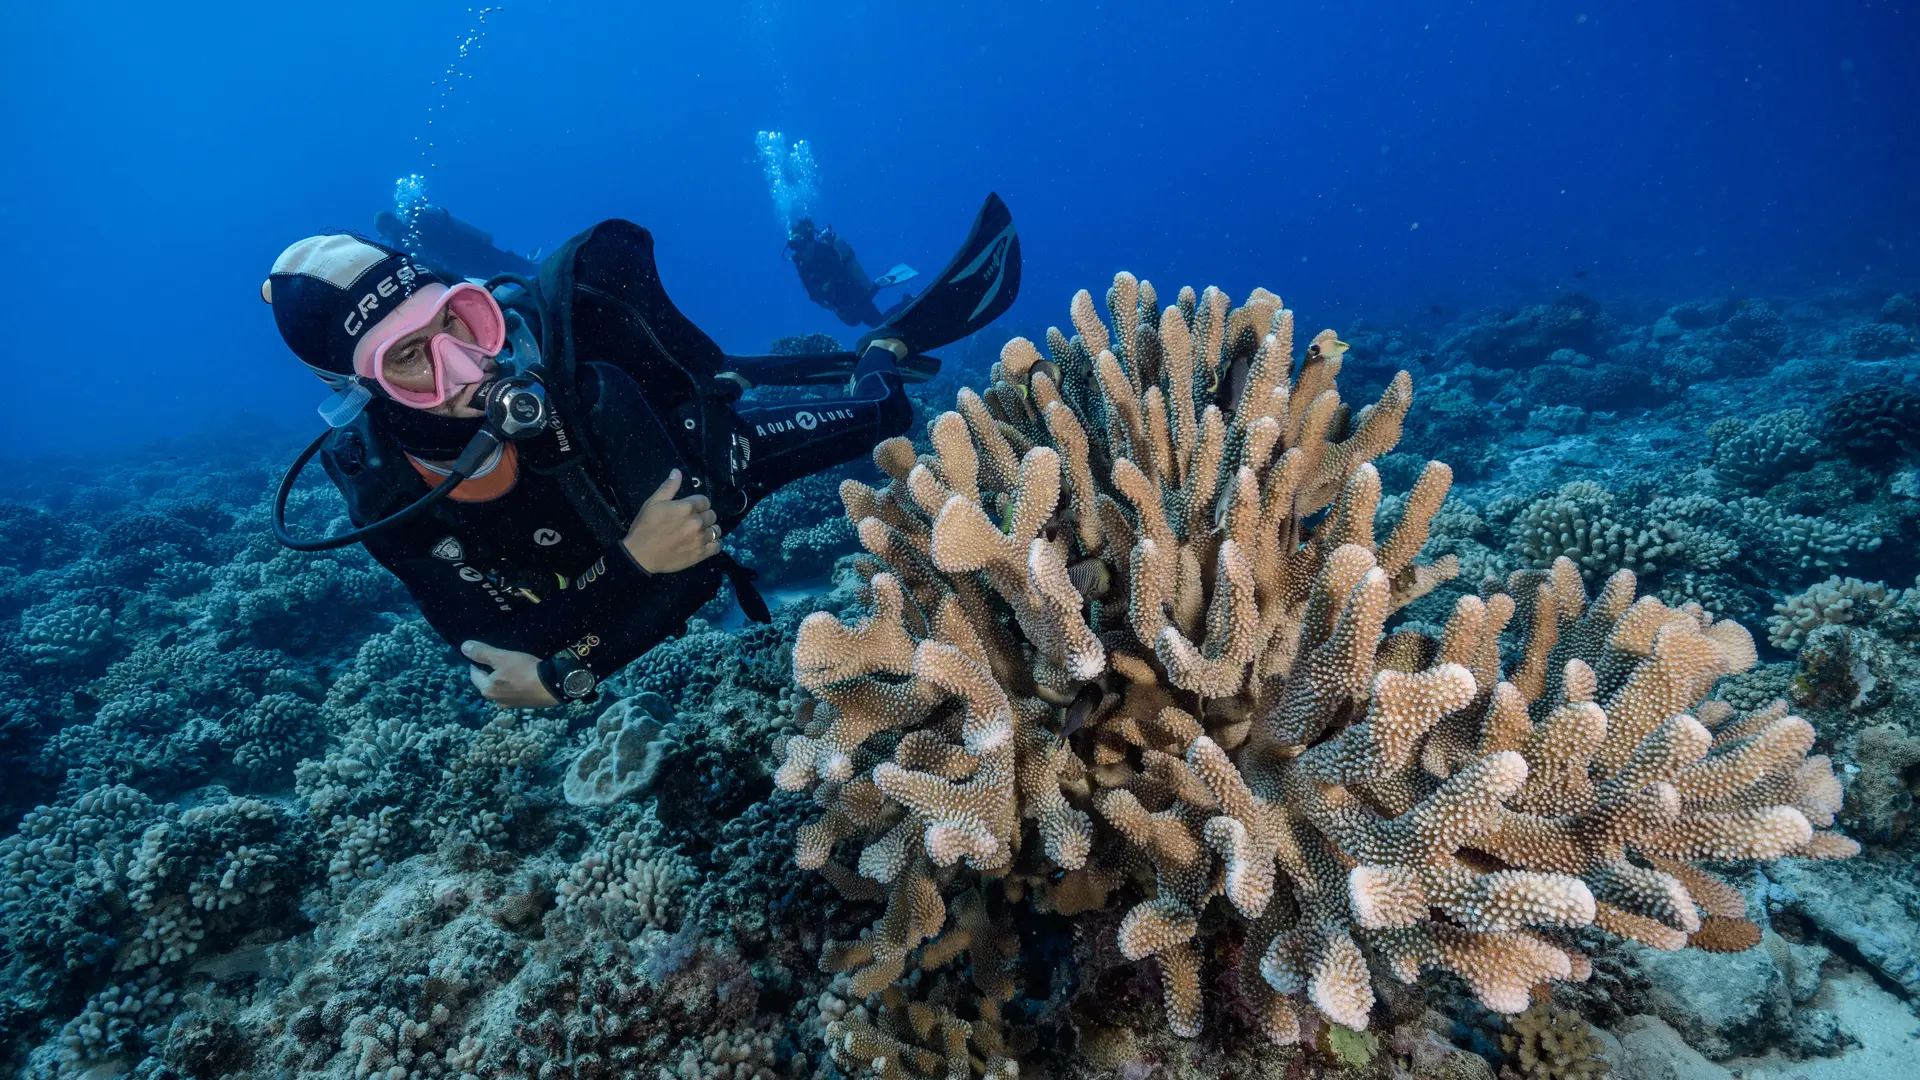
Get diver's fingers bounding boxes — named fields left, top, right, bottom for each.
left=683, top=494, right=711, bottom=514
left=461, top=640, right=508, bottom=668
left=696, top=508, right=718, bottom=527
left=469, top=664, right=495, bottom=698
left=644, top=469, right=684, bottom=506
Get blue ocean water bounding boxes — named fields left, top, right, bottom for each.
left=2, top=4, right=1920, bottom=1077
left=0, top=0, right=1913, bottom=454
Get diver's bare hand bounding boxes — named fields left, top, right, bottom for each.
left=624, top=469, right=722, bottom=573
left=462, top=641, right=560, bottom=708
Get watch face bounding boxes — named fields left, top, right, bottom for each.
left=563, top=668, right=596, bottom=697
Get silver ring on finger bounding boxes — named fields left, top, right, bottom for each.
left=708, top=524, right=723, bottom=545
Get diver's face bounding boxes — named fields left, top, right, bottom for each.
left=377, top=306, right=497, bottom=417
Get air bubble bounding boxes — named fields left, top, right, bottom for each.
left=390, top=6, right=506, bottom=266
left=756, top=131, right=820, bottom=232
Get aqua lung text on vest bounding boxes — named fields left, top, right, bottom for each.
left=754, top=407, right=854, bottom=437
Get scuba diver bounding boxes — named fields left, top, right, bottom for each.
left=264, top=195, right=1019, bottom=708
left=785, top=217, right=918, bottom=328
left=376, top=203, right=541, bottom=282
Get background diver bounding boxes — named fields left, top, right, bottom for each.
left=266, top=195, right=1020, bottom=708
left=785, top=217, right=919, bottom=328
left=376, top=203, right=541, bottom=282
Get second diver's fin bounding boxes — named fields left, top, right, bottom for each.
left=871, top=263, right=918, bottom=290
left=864, top=193, right=1020, bottom=354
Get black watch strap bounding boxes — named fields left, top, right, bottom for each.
left=542, top=651, right=598, bottom=701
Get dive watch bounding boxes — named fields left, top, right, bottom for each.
left=541, top=651, right=598, bottom=701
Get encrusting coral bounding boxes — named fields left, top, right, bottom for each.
left=773, top=275, right=1858, bottom=1051
left=564, top=693, right=673, bottom=807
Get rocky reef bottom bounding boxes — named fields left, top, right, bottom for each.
left=0, top=286, right=1916, bottom=1078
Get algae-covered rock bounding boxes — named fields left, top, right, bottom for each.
left=1612, top=1015, right=1734, bottom=1080
left=1327, top=1023, right=1380, bottom=1069
left=1839, top=724, right=1920, bottom=843
left=1765, top=857, right=1920, bottom=1002
left=1629, top=936, right=1790, bottom=1060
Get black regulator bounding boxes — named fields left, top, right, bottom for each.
left=271, top=374, right=552, bottom=552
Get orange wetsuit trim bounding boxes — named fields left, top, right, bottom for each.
left=408, top=442, right=520, bottom=502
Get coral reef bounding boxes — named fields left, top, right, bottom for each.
left=564, top=693, right=674, bottom=807
left=1708, top=409, right=1819, bottom=489
left=1843, top=323, right=1916, bottom=360
left=726, top=472, right=860, bottom=586
left=1501, top=480, right=1711, bottom=583
left=774, top=276, right=1856, bottom=1054
left=1768, top=576, right=1898, bottom=651
left=1437, top=294, right=1611, bottom=369
left=0, top=269, right=1915, bottom=1078
left=557, top=828, right=690, bottom=934
left=1500, top=1002, right=1608, bottom=1080
left=1822, top=384, right=1920, bottom=468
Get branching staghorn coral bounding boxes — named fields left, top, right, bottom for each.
left=774, top=275, right=1857, bottom=1051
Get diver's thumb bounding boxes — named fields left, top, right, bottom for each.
left=644, top=470, right=684, bottom=506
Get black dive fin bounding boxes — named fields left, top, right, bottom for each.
left=895, top=351, right=941, bottom=382
left=865, top=193, right=1020, bottom=353
left=717, top=348, right=941, bottom=387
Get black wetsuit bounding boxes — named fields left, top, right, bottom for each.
left=790, top=232, right=885, bottom=327
left=319, top=232, right=913, bottom=685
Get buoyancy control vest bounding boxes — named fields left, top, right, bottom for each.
left=319, top=219, right=769, bottom=622
left=324, top=219, right=750, bottom=539
left=518, top=219, right=751, bottom=524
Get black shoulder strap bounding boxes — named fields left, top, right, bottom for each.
left=492, top=223, right=762, bottom=601
left=318, top=415, right=426, bottom=528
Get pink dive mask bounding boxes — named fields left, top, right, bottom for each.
left=353, top=283, right=507, bottom=408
